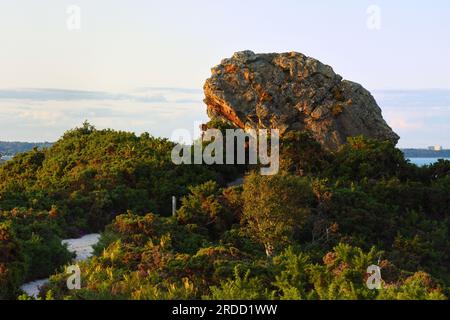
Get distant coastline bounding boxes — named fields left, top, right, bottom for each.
left=401, top=148, right=450, bottom=158
left=0, top=141, right=53, bottom=157
left=1, top=141, right=449, bottom=159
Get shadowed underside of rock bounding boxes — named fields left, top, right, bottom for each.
left=204, top=51, right=399, bottom=151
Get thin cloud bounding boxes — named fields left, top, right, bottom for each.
left=373, top=89, right=450, bottom=108
left=0, top=88, right=167, bottom=103
left=134, top=87, right=203, bottom=94
left=0, top=87, right=207, bottom=104
left=174, top=98, right=203, bottom=104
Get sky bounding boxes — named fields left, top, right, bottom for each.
left=0, top=0, right=449, bottom=148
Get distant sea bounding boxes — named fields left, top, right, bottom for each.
left=408, top=158, right=450, bottom=166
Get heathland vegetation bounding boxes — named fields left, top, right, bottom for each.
left=0, top=121, right=449, bottom=300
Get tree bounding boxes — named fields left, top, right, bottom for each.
left=242, top=172, right=314, bottom=257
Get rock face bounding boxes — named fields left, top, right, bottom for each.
left=204, top=51, right=399, bottom=150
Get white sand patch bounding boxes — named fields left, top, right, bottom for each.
left=62, top=234, right=101, bottom=262
left=19, top=279, right=49, bottom=299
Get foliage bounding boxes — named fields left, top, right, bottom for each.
left=0, top=209, right=72, bottom=299
left=176, top=181, right=235, bottom=239
left=279, top=131, right=332, bottom=176
left=206, top=267, right=272, bottom=300
left=0, top=125, right=448, bottom=300
left=242, top=172, right=314, bottom=257
left=0, top=123, right=220, bottom=234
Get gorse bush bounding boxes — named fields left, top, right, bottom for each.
left=0, top=209, right=72, bottom=299
left=0, top=124, right=448, bottom=300
left=39, top=213, right=447, bottom=300
left=0, top=122, right=221, bottom=235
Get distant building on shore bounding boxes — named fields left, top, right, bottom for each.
left=428, top=145, right=443, bottom=151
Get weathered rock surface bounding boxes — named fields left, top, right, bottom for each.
left=204, top=51, right=399, bottom=150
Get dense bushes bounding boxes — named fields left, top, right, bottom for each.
left=0, top=209, right=72, bottom=299
left=39, top=211, right=447, bottom=300
left=41, top=153, right=449, bottom=300
left=176, top=181, right=235, bottom=239
left=0, top=124, right=449, bottom=300
left=0, top=122, right=220, bottom=234
left=0, top=123, right=225, bottom=298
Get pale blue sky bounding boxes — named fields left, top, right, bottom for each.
left=0, top=1, right=449, bottom=147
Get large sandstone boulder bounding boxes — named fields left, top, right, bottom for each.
left=204, top=51, right=399, bottom=151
